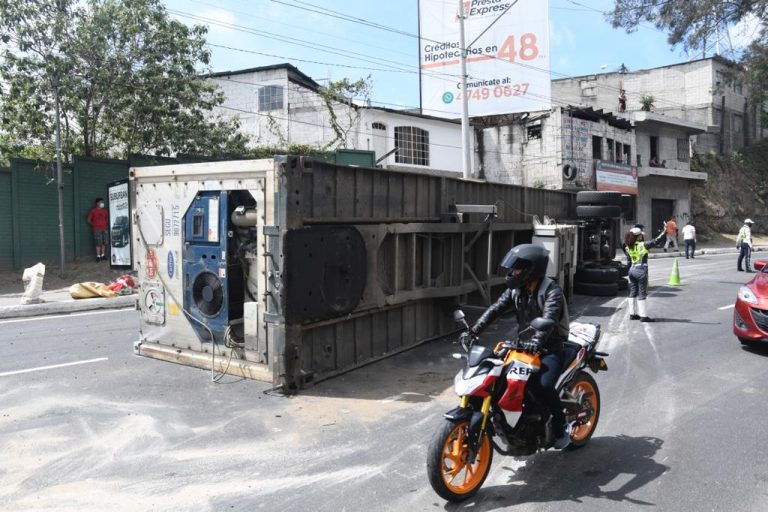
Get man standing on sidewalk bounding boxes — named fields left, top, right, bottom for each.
left=86, top=198, right=109, bottom=262
left=682, top=220, right=696, bottom=259
left=737, top=218, right=755, bottom=272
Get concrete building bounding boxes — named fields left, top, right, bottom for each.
left=622, top=111, right=708, bottom=232
left=207, top=63, right=471, bottom=174
left=551, top=56, right=762, bottom=155
left=478, top=106, right=634, bottom=190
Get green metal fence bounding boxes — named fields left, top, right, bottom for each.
left=0, top=168, right=13, bottom=270
left=0, top=158, right=133, bottom=270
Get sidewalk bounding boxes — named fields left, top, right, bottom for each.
left=0, top=287, right=137, bottom=319
left=0, top=260, right=137, bottom=320
left=646, top=245, right=766, bottom=260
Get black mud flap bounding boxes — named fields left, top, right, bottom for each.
left=285, top=226, right=367, bottom=323
left=443, top=407, right=473, bottom=423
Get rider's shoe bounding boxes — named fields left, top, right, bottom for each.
left=553, top=422, right=572, bottom=450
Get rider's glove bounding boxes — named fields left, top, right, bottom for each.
left=459, top=332, right=476, bottom=352
left=522, top=338, right=542, bottom=354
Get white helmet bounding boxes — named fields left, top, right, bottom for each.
left=630, top=227, right=643, bottom=236
left=744, top=218, right=754, bottom=225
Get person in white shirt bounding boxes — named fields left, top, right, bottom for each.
left=682, top=221, right=697, bottom=259
left=737, top=218, right=755, bottom=272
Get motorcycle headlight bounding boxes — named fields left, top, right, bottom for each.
left=738, top=286, right=759, bottom=305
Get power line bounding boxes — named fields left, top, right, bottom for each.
left=270, top=0, right=694, bottom=110
left=185, top=0, right=416, bottom=60
left=169, top=9, right=468, bottom=83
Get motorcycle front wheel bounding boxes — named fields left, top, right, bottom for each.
left=567, top=371, right=601, bottom=449
left=426, top=419, right=493, bottom=502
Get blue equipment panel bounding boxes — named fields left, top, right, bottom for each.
left=183, top=191, right=230, bottom=343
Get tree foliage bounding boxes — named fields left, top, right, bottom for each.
left=319, top=76, right=372, bottom=150
left=609, top=1, right=768, bottom=109
left=0, top=0, right=248, bottom=161
left=607, top=1, right=767, bottom=53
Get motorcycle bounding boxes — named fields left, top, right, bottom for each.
left=427, top=310, right=608, bottom=502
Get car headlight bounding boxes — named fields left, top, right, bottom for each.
left=738, top=286, right=759, bottom=305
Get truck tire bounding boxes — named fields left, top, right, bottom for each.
left=576, top=191, right=622, bottom=206
left=606, top=260, right=629, bottom=277
left=574, top=281, right=618, bottom=297
left=576, top=205, right=622, bottom=219
left=575, top=267, right=619, bottom=284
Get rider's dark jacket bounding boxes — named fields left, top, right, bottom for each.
left=472, top=279, right=569, bottom=352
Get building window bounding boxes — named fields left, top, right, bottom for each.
left=592, top=136, right=602, bottom=160
left=735, top=83, right=743, bottom=95
left=714, top=108, right=723, bottom=126
left=606, top=139, right=614, bottom=159
left=677, top=138, right=689, bottom=162
left=372, top=122, right=386, bottom=131
left=258, top=85, right=284, bottom=112
left=615, top=142, right=623, bottom=162
left=623, top=144, right=632, bottom=164
left=394, top=126, right=429, bottom=166
left=734, top=114, right=743, bottom=133
left=715, top=70, right=725, bottom=86
left=526, top=123, right=542, bottom=140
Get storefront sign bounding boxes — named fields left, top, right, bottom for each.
left=596, top=161, right=638, bottom=195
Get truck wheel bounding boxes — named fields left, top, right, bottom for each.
left=576, top=191, right=622, bottom=206
left=575, top=267, right=619, bottom=284
left=576, top=205, right=622, bottom=219
left=574, top=281, right=618, bottom=297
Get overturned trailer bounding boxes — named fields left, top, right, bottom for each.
left=131, top=157, right=577, bottom=391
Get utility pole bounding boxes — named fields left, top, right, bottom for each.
left=53, top=77, right=65, bottom=278
left=458, top=0, right=472, bottom=179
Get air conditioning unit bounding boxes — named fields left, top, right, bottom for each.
left=182, top=191, right=242, bottom=343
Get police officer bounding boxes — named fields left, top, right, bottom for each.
left=463, top=244, right=572, bottom=449
left=737, top=218, right=755, bottom=272
left=623, top=226, right=665, bottom=322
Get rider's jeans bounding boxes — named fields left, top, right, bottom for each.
left=528, top=350, right=566, bottom=435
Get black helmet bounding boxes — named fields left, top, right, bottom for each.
left=499, top=244, right=550, bottom=290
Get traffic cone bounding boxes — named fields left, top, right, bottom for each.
left=667, top=258, right=682, bottom=286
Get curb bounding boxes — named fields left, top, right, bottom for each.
left=0, top=294, right=137, bottom=320
left=646, top=246, right=766, bottom=260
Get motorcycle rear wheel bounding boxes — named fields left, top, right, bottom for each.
left=567, top=371, right=601, bottom=449
left=427, top=419, right=493, bottom=502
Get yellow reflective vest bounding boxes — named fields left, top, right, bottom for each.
left=627, top=241, right=649, bottom=265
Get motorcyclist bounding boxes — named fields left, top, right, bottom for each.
left=462, top=244, right=572, bottom=449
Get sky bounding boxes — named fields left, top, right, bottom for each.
left=163, top=0, right=759, bottom=113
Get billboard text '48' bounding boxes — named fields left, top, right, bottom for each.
left=498, top=33, right=539, bottom=62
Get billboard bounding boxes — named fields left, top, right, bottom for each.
left=418, top=0, right=551, bottom=118
left=596, top=161, right=638, bottom=195
left=108, top=179, right=132, bottom=268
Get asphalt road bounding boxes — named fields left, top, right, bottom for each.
left=2, top=252, right=768, bottom=511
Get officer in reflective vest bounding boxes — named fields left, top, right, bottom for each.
left=737, top=218, right=755, bottom=272
left=623, top=227, right=665, bottom=322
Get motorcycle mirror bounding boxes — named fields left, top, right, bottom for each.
left=453, top=310, right=465, bottom=323
left=452, top=353, right=466, bottom=360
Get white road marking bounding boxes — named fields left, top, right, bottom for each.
left=0, top=357, right=108, bottom=377
left=718, top=304, right=735, bottom=310
left=0, top=308, right=133, bottom=325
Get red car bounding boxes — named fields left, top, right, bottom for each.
left=734, top=260, right=768, bottom=344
